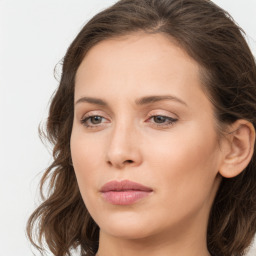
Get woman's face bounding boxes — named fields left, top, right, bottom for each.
left=71, top=33, right=223, bottom=240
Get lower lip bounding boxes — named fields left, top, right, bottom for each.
left=101, top=190, right=151, bottom=205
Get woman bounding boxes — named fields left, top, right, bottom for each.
left=27, top=0, right=256, bottom=255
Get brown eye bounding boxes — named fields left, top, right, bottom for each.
left=153, top=115, right=169, bottom=123
left=81, top=115, right=107, bottom=128
left=90, top=116, right=103, bottom=124
left=147, top=115, right=178, bottom=128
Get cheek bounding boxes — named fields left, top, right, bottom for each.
left=70, top=132, right=104, bottom=197
left=144, top=124, right=220, bottom=207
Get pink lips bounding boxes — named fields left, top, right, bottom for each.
left=100, top=180, right=153, bottom=205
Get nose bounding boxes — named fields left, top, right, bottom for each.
left=105, top=121, right=142, bottom=169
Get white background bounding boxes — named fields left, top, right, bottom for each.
left=0, top=1, right=256, bottom=255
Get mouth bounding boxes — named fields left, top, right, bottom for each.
left=100, top=180, right=153, bottom=205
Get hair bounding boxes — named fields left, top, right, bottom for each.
left=26, top=0, right=256, bottom=255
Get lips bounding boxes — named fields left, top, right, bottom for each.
left=100, top=180, right=153, bottom=205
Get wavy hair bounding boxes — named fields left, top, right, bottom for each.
left=27, top=0, right=256, bottom=255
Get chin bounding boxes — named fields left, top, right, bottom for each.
left=101, top=224, right=154, bottom=240
left=95, top=210, right=157, bottom=239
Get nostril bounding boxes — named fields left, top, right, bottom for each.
left=125, top=160, right=134, bottom=164
left=106, top=159, right=134, bottom=168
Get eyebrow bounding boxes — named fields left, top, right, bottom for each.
left=75, top=95, right=188, bottom=107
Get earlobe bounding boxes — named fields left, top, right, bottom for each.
left=218, top=120, right=255, bottom=178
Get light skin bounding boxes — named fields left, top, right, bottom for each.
left=70, top=32, right=255, bottom=256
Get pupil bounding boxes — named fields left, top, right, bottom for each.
left=154, top=116, right=166, bottom=123
left=91, top=116, right=102, bottom=124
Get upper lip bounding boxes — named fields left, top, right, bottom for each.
left=100, top=180, right=153, bottom=192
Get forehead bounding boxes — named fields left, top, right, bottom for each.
left=76, top=32, right=197, bottom=75
left=75, top=33, right=212, bottom=112
left=76, top=33, right=200, bottom=90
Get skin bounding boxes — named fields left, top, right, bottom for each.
left=70, top=32, right=232, bottom=256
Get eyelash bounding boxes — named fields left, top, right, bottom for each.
left=80, top=114, right=178, bottom=129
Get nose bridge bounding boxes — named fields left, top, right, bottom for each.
left=106, top=114, right=142, bottom=168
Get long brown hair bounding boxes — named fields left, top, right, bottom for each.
left=27, top=0, right=256, bottom=255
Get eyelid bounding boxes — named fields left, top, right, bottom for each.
left=145, top=109, right=178, bottom=119
left=146, top=114, right=178, bottom=125
left=81, top=110, right=110, bottom=120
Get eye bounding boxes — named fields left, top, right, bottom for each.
left=80, top=115, right=108, bottom=128
left=147, top=115, right=178, bottom=128
left=80, top=114, right=178, bottom=129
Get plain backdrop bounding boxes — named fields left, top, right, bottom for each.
left=0, top=1, right=256, bottom=255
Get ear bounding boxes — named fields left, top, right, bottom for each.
left=218, top=119, right=255, bottom=178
